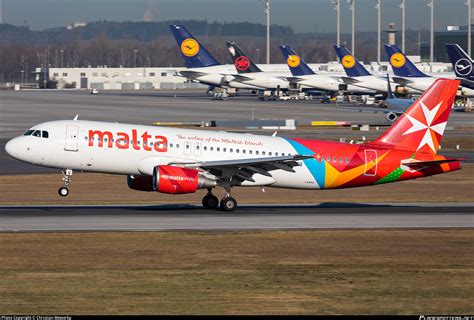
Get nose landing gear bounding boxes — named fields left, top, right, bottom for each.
left=58, top=169, right=73, bottom=197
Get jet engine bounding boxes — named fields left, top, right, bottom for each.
left=386, top=112, right=398, bottom=123
left=152, top=165, right=217, bottom=194
left=127, top=175, right=154, bottom=192
left=395, top=86, right=409, bottom=94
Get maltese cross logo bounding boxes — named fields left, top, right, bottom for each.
left=403, top=100, right=447, bottom=152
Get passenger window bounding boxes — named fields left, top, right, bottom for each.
left=256, top=151, right=259, bottom=155
left=242, top=150, right=246, bottom=154
left=249, top=150, right=252, bottom=155
left=326, top=156, right=330, bottom=162
left=204, top=146, right=207, bottom=151
left=186, top=144, right=189, bottom=149
left=210, top=146, right=214, bottom=151
left=170, top=143, right=174, bottom=148
left=223, top=148, right=227, bottom=152
left=262, top=151, right=266, bottom=156
left=339, top=157, right=343, bottom=163
left=230, top=148, right=233, bottom=153
left=275, top=152, right=278, bottom=156
left=269, top=152, right=272, bottom=156
left=176, top=144, right=180, bottom=148
left=346, top=158, right=350, bottom=163
left=217, top=147, right=220, bottom=152
left=333, top=157, right=337, bottom=162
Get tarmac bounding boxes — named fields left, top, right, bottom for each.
left=0, top=204, right=472, bottom=232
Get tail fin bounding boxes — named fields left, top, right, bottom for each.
left=445, top=44, right=474, bottom=78
left=169, top=24, right=220, bottom=68
left=385, top=44, right=428, bottom=77
left=334, top=45, right=371, bottom=77
left=226, top=41, right=262, bottom=73
left=372, top=79, right=459, bottom=154
left=279, top=45, right=316, bottom=76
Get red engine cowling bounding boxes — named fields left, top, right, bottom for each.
left=152, top=165, right=216, bottom=194
left=127, top=175, right=154, bottom=192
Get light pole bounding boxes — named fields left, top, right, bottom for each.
left=25, top=62, right=28, bottom=83
left=133, top=49, right=138, bottom=68
left=427, top=0, right=434, bottom=62
left=348, top=0, right=355, bottom=55
left=264, top=0, right=270, bottom=64
left=60, top=49, right=64, bottom=68
left=256, top=48, right=260, bottom=64
left=375, top=0, right=381, bottom=63
left=331, top=0, right=340, bottom=46
left=467, top=0, right=472, bottom=57
left=400, top=0, right=405, bottom=52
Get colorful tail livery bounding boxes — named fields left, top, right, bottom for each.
left=334, top=45, right=371, bottom=77
left=226, top=41, right=262, bottom=73
left=169, top=24, right=220, bottom=68
left=372, top=78, right=458, bottom=154
left=385, top=44, right=428, bottom=77
left=445, top=44, right=474, bottom=79
left=279, top=45, right=315, bottom=76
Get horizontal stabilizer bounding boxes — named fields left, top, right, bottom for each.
left=340, top=76, right=361, bottom=84
left=401, top=158, right=463, bottom=169
left=391, top=76, right=413, bottom=86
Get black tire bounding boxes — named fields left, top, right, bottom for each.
left=58, top=187, right=69, bottom=197
left=202, top=194, right=219, bottom=209
left=220, top=197, right=237, bottom=212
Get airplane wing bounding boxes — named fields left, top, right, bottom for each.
left=179, top=70, right=209, bottom=79
left=337, top=105, right=401, bottom=115
left=340, top=76, right=361, bottom=84
left=458, top=78, right=474, bottom=90
left=391, top=76, right=413, bottom=86
left=170, top=155, right=314, bottom=182
left=231, top=74, right=254, bottom=83
left=286, top=76, right=305, bottom=83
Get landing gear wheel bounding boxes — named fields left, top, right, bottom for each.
left=202, top=194, right=219, bottom=209
left=220, top=196, right=237, bottom=212
left=58, top=187, right=69, bottom=197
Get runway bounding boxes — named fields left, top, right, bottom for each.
left=0, top=203, right=472, bottom=232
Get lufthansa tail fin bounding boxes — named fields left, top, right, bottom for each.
left=385, top=44, right=428, bottom=77
left=371, top=79, right=459, bottom=155
left=445, top=44, right=474, bottom=78
left=334, top=45, right=371, bottom=77
left=169, top=24, right=220, bottom=69
left=226, top=41, right=262, bottom=74
left=279, top=45, right=315, bottom=76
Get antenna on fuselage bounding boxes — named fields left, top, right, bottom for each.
left=73, top=115, right=79, bottom=121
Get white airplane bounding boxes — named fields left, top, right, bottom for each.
left=4, top=79, right=463, bottom=212
left=169, top=25, right=263, bottom=90
left=226, top=41, right=290, bottom=91
left=334, top=45, right=415, bottom=94
left=386, top=44, right=474, bottom=97
left=279, top=45, right=374, bottom=94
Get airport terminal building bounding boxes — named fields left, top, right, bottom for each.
left=34, top=66, right=199, bottom=90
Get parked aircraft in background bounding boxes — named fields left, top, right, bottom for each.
left=226, top=41, right=290, bottom=90
left=339, top=74, right=414, bottom=122
left=278, top=45, right=374, bottom=94
left=334, top=45, right=403, bottom=93
left=5, top=79, right=462, bottom=211
left=386, top=44, right=474, bottom=97
left=169, top=24, right=263, bottom=90
left=445, top=43, right=474, bottom=89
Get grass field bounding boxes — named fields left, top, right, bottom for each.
left=1, top=164, right=473, bottom=206
left=0, top=230, right=473, bottom=314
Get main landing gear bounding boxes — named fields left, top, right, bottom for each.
left=58, top=169, right=72, bottom=197
left=201, top=188, right=238, bottom=212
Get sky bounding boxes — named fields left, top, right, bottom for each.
left=1, top=0, right=472, bottom=33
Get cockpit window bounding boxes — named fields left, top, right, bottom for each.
left=42, top=131, right=49, bottom=138
left=32, top=130, right=41, bottom=137
left=24, top=130, right=34, bottom=136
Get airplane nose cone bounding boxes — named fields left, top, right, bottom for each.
left=5, top=137, right=19, bottom=158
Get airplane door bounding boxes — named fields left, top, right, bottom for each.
left=194, top=142, right=202, bottom=156
left=184, top=142, right=191, bottom=156
left=364, top=149, right=377, bottom=176
left=65, top=125, right=79, bottom=151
